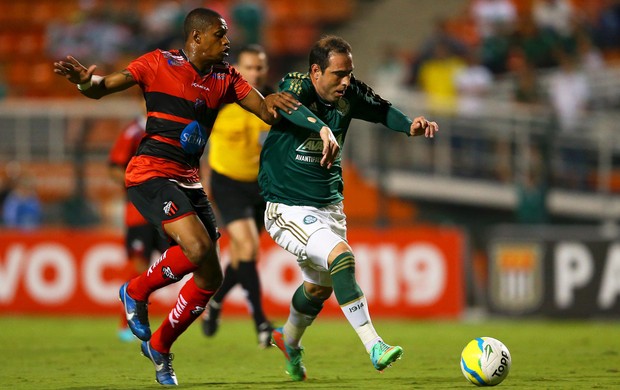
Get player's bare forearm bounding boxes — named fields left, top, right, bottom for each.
left=53, top=56, right=136, bottom=99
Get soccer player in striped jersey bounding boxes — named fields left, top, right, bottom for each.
left=259, top=36, right=438, bottom=381
left=53, top=8, right=339, bottom=386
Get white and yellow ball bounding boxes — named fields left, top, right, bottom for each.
left=460, top=337, right=511, bottom=386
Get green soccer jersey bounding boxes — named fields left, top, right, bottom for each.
left=258, top=72, right=404, bottom=208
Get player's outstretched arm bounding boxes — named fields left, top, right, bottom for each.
left=53, top=55, right=136, bottom=99
left=238, top=88, right=300, bottom=124
left=383, top=105, right=438, bottom=138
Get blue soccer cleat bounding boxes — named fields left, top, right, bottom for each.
left=370, top=341, right=403, bottom=372
left=119, top=282, right=151, bottom=341
left=141, top=341, right=178, bottom=386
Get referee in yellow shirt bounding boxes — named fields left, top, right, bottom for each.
left=202, top=44, right=273, bottom=348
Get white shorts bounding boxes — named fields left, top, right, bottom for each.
left=265, top=201, right=347, bottom=287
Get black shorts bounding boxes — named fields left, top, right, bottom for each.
left=125, top=223, right=169, bottom=261
left=210, top=169, right=266, bottom=231
left=127, top=178, right=219, bottom=244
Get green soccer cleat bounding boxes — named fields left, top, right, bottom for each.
left=370, top=341, right=403, bottom=372
left=271, top=327, right=307, bottom=381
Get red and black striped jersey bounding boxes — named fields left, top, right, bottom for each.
left=124, top=49, right=253, bottom=187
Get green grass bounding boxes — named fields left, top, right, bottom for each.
left=0, top=315, right=619, bottom=389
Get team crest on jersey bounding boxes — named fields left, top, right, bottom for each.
left=163, top=51, right=184, bottom=66
left=194, top=98, right=205, bottom=109
left=335, top=98, right=350, bottom=116
left=163, top=201, right=178, bottom=216
left=303, top=215, right=317, bottom=224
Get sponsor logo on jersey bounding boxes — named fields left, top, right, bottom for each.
left=163, top=201, right=178, bottom=216
left=336, top=98, right=350, bottom=116
left=303, top=215, right=317, bottom=224
left=180, top=120, right=207, bottom=154
left=296, top=135, right=323, bottom=154
left=191, top=82, right=210, bottom=92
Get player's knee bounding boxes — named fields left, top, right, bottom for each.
left=305, top=284, right=333, bottom=301
left=231, top=236, right=258, bottom=259
left=182, top=237, right=214, bottom=264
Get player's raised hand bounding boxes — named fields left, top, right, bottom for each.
left=264, top=91, right=301, bottom=118
left=411, top=116, right=439, bottom=138
left=53, top=56, right=96, bottom=85
left=319, top=126, right=340, bottom=169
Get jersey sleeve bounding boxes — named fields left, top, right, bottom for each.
left=348, top=76, right=392, bottom=123
left=126, top=50, right=160, bottom=89
left=223, top=66, right=253, bottom=104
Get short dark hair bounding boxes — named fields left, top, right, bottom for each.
left=183, top=8, right=223, bottom=40
left=238, top=44, right=267, bottom=58
left=308, top=35, right=352, bottom=72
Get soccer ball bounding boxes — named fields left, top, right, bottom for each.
left=460, top=337, right=511, bottom=386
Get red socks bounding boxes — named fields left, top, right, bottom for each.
left=127, top=246, right=197, bottom=301
left=150, top=277, right=215, bottom=352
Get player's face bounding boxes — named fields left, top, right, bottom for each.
left=312, top=52, right=353, bottom=104
left=236, top=52, right=268, bottom=89
left=197, top=18, right=230, bottom=63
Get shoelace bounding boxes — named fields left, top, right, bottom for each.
left=375, top=342, right=390, bottom=355
left=156, top=352, right=175, bottom=374
left=135, top=301, right=150, bottom=325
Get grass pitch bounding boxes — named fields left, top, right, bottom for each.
left=0, top=315, right=618, bottom=389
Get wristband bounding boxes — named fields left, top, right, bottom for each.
left=76, top=75, right=102, bottom=91
left=77, top=79, right=92, bottom=91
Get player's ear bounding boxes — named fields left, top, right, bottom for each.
left=191, top=30, right=201, bottom=44
left=310, top=64, right=321, bottom=80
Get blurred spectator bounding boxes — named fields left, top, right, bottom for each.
left=512, top=58, right=542, bottom=104
left=417, top=42, right=466, bottom=113
left=2, top=172, right=42, bottom=230
left=407, top=17, right=467, bottom=86
left=478, top=23, right=512, bottom=74
left=0, top=161, right=22, bottom=222
left=548, top=51, right=590, bottom=133
left=532, top=0, right=575, bottom=39
left=470, top=0, right=517, bottom=38
left=548, top=51, right=590, bottom=189
left=141, top=0, right=185, bottom=51
left=594, top=0, right=620, bottom=50
left=232, top=0, right=264, bottom=47
left=514, top=15, right=559, bottom=69
left=454, top=48, right=494, bottom=116
left=515, top=147, right=548, bottom=224
left=452, top=48, right=494, bottom=177
left=46, top=2, right=138, bottom=70
left=372, top=43, right=409, bottom=102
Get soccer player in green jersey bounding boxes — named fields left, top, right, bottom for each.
left=259, top=35, right=438, bottom=381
